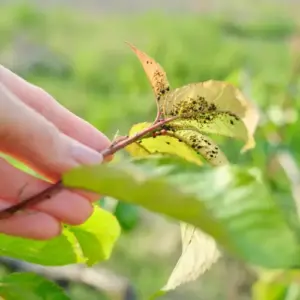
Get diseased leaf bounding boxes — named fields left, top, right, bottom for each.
left=126, top=42, right=170, bottom=102
left=0, top=206, right=120, bottom=266
left=160, top=80, right=259, bottom=152
left=125, top=122, right=228, bottom=166
left=62, top=156, right=300, bottom=269
left=125, top=122, right=204, bottom=166
left=125, top=45, right=260, bottom=297
left=168, top=115, right=247, bottom=145
left=0, top=272, right=70, bottom=300
left=172, top=129, right=228, bottom=166
left=127, top=44, right=259, bottom=153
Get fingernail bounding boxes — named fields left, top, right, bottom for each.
left=71, top=141, right=103, bottom=165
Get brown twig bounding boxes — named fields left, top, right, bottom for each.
left=0, top=116, right=178, bottom=219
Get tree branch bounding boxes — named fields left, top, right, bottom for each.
left=0, top=116, right=178, bottom=219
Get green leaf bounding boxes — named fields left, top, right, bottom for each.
left=0, top=230, right=81, bottom=266
left=267, top=152, right=300, bottom=236
left=252, top=270, right=300, bottom=300
left=62, top=156, right=300, bottom=268
left=69, top=206, right=121, bottom=266
left=0, top=206, right=120, bottom=266
left=252, top=280, right=288, bottom=300
left=0, top=272, right=70, bottom=300
left=114, top=202, right=139, bottom=231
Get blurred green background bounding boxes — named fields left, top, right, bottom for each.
left=1, top=1, right=300, bottom=299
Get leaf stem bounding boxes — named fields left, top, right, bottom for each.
left=0, top=116, right=178, bottom=219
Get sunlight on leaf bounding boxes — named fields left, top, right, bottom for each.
left=69, top=206, right=121, bottom=266
left=0, top=206, right=120, bottom=266
left=0, top=229, right=82, bottom=266
left=0, top=272, right=70, bottom=300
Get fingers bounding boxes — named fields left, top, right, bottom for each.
left=0, top=65, right=109, bottom=240
left=0, top=201, right=61, bottom=240
left=0, top=157, right=95, bottom=227
left=0, top=83, right=103, bottom=180
left=0, top=65, right=111, bottom=153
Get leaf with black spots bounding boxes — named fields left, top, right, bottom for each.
left=125, top=122, right=204, bottom=166
left=127, top=42, right=170, bottom=103
left=160, top=80, right=259, bottom=152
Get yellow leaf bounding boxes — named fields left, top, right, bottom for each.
left=126, top=42, right=170, bottom=102
left=125, top=123, right=228, bottom=166
left=160, top=80, right=259, bottom=152
left=125, top=122, right=203, bottom=166
left=172, top=129, right=228, bottom=166
left=162, top=223, right=221, bottom=292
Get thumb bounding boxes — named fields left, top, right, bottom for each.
left=0, top=83, right=103, bottom=180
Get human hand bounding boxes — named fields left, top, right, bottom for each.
left=0, top=65, right=111, bottom=240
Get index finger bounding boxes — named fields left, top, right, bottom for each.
left=0, top=65, right=112, bottom=154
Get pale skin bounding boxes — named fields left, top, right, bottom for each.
left=0, top=65, right=112, bottom=240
